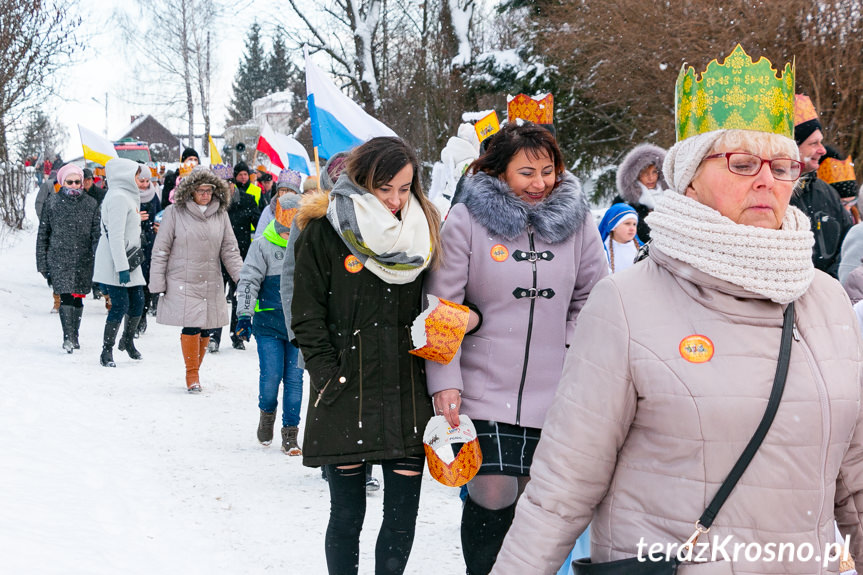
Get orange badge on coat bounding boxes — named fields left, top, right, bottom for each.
left=490, top=244, right=509, bottom=262
left=679, top=335, right=714, bottom=363
left=344, top=255, right=363, bottom=273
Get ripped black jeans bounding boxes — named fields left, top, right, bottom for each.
left=324, top=456, right=424, bottom=575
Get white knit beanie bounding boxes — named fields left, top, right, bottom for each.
left=662, top=130, right=727, bottom=194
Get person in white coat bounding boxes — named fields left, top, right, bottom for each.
left=93, top=158, right=147, bottom=367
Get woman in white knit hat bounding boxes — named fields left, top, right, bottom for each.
left=491, top=45, right=863, bottom=575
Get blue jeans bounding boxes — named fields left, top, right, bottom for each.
left=256, top=335, right=303, bottom=427
left=103, top=284, right=144, bottom=323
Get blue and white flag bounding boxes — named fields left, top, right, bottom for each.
left=305, top=51, right=397, bottom=159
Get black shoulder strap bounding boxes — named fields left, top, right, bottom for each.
left=698, top=301, right=795, bottom=529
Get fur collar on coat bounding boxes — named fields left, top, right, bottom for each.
left=296, top=191, right=330, bottom=231
left=615, top=143, right=669, bottom=204
left=173, top=168, right=230, bottom=212
left=459, top=171, right=590, bottom=244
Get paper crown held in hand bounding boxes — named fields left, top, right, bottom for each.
left=423, top=414, right=482, bottom=487
left=408, top=295, right=470, bottom=365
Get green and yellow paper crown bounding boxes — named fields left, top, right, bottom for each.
left=675, top=44, right=795, bottom=142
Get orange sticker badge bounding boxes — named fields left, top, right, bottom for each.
left=490, top=244, right=509, bottom=262
left=679, top=335, right=714, bottom=363
left=344, top=255, right=364, bottom=273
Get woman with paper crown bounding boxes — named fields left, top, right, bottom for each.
left=491, top=45, right=863, bottom=575
left=290, top=137, right=441, bottom=574
left=423, top=121, right=608, bottom=575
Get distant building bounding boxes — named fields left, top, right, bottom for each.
left=119, top=115, right=182, bottom=163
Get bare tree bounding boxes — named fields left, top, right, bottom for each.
left=0, top=0, right=82, bottom=160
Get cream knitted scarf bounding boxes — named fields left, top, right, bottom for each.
left=645, top=191, right=815, bottom=303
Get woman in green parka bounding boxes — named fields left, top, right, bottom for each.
left=291, top=137, right=441, bottom=575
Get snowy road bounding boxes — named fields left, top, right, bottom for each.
left=0, top=192, right=465, bottom=574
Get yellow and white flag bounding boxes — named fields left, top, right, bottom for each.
left=208, top=134, right=223, bottom=164
left=78, top=125, right=118, bottom=166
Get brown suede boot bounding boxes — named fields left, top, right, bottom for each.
left=198, top=335, right=209, bottom=368
left=51, top=292, right=60, bottom=313
left=181, top=334, right=202, bottom=392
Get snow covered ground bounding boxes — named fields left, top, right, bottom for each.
left=0, top=188, right=466, bottom=574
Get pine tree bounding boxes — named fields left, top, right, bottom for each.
left=268, top=30, right=291, bottom=93
left=16, top=110, right=67, bottom=163
left=226, top=22, right=270, bottom=125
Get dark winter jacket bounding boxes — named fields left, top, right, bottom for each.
left=291, top=192, right=434, bottom=467
left=613, top=143, right=669, bottom=243
left=424, top=172, right=608, bottom=428
left=791, top=173, right=853, bottom=278
left=139, top=187, right=162, bottom=282
left=35, top=179, right=56, bottom=220
left=227, top=185, right=261, bottom=261
left=161, top=170, right=178, bottom=208
left=237, top=220, right=290, bottom=340
left=84, top=184, right=107, bottom=206
left=36, top=189, right=101, bottom=294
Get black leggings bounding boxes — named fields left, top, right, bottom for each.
left=181, top=327, right=208, bottom=336
left=59, top=294, right=83, bottom=308
left=324, top=456, right=423, bottom=575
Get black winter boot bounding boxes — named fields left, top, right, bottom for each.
left=58, top=305, right=75, bottom=353
left=100, top=321, right=121, bottom=367
left=135, top=313, right=147, bottom=338
left=461, top=496, right=517, bottom=575
left=257, top=410, right=277, bottom=445
left=70, top=306, right=83, bottom=349
left=117, top=316, right=143, bottom=360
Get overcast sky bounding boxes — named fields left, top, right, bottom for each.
left=55, top=0, right=277, bottom=161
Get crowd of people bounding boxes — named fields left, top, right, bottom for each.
left=31, top=43, right=863, bottom=575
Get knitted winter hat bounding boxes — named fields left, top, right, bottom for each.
left=598, top=203, right=638, bottom=242
left=320, top=152, right=349, bottom=190
left=181, top=147, right=200, bottom=162
left=276, top=168, right=302, bottom=193
left=57, top=163, right=84, bottom=186
left=794, top=94, right=822, bottom=146
left=82, top=168, right=94, bottom=179
left=662, top=131, right=727, bottom=195
left=273, top=192, right=301, bottom=235
left=233, top=161, right=250, bottom=178
left=302, top=175, right=319, bottom=194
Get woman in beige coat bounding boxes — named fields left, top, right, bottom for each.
left=493, top=46, right=863, bottom=575
left=149, top=167, right=243, bottom=392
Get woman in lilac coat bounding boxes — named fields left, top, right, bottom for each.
left=424, top=122, right=608, bottom=574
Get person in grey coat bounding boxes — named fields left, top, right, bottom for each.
left=148, top=167, right=243, bottom=393
left=611, top=143, right=669, bottom=243
left=93, top=158, right=147, bottom=367
left=36, top=163, right=100, bottom=352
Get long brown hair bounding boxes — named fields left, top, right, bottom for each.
left=345, top=137, right=442, bottom=267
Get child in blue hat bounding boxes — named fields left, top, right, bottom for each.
left=598, top=203, right=642, bottom=273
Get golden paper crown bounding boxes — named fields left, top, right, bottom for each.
left=507, top=94, right=554, bottom=124
left=794, top=94, right=818, bottom=126
left=818, top=155, right=856, bottom=185
left=675, top=44, right=795, bottom=142
left=409, top=296, right=469, bottom=365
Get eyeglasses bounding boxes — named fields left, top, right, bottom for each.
left=65, top=180, right=81, bottom=185
left=194, top=187, right=214, bottom=195
left=704, top=152, right=803, bottom=181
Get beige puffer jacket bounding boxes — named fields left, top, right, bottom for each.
left=492, top=247, right=863, bottom=575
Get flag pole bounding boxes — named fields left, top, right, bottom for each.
left=314, top=146, right=322, bottom=187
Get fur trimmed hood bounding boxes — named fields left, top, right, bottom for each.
left=296, top=190, right=331, bottom=231
left=615, top=143, right=669, bottom=204
left=459, top=171, right=590, bottom=244
left=173, top=168, right=231, bottom=212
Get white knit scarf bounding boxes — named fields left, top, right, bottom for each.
left=645, top=191, right=815, bottom=303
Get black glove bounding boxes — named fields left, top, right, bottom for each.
left=42, top=272, right=51, bottom=287
left=235, top=316, right=252, bottom=341
left=118, top=270, right=131, bottom=285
